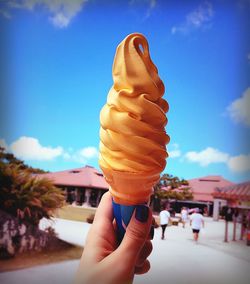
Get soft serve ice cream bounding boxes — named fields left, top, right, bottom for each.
left=99, top=33, right=169, bottom=205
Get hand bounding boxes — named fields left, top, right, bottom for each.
left=74, top=192, right=153, bottom=284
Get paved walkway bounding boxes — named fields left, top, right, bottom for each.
left=137, top=218, right=250, bottom=284
left=1, top=218, right=249, bottom=284
left=39, top=218, right=91, bottom=247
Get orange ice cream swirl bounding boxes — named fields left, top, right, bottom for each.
left=99, top=33, right=169, bottom=205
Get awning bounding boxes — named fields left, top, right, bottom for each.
left=213, top=181, right=250, bottom=201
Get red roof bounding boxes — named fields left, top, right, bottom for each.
left=36, top=166, right=109, bottom=190
left=213, top=181, right=250, bottom=201
left=188, top=175, right=234, bottom=202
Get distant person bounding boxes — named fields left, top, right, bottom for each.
left=203, top=207, right=208, bottom=216
left=159, top=206, right=170, bottom=240
left=181, top=207, right=188, bottom=228
left=190, top=208, right=204, bottom=242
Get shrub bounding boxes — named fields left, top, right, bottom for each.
left=0, top=164, right=65, bottom=226
left=86, top=213, right=95, bottom=224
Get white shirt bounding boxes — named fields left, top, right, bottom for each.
left=190, top=213, right=204, bottom=230
left=181, top=209, right=188, bottom=221
left=159, top=210, right=170, bottom=225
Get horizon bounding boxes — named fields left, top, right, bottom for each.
left=0, top=0, right=250, bottom=183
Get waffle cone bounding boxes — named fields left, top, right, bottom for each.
left=101, top=167, right=160, bottom=205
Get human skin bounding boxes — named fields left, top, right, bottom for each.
left=74, top=192, right=153, bottom=284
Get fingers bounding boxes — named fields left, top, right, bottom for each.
left=90, top=192, right=114, bottom=235
left=93, top=192, right=113, bottom=224
left=134, top=259, right=151, bottom=275
left=135, top=240, right=152, bottom=268
left=134, top=240, right=152, bottom=275
left=116, top=205, right=152, bottom=265
left=86, top=192, right=116, bottom=248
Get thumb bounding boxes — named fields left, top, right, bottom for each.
left=117, top=205, right=152, bottom=264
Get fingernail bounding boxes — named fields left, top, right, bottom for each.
left=150, top=225, right=154, bottom=240
left=135, top=205, right=149, bottom=223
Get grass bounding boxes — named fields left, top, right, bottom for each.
left=55, top=205, right=96, bottom=222
left=0, top=240, right=83, bottom=272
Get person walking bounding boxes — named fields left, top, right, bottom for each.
left=190, top=208, right=204, bottom=242
left=181, top=207, right=188, bottom=228
left=159, top=205, right=170, bottom=240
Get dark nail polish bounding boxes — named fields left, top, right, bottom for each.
left=135, top=205, right=149, bottom=223
left=150, top=225, right=154, bottom=240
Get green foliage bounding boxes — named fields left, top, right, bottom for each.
left=0, top=147, right=65, bottom=225
left=153, top=173, right=193, bottom=201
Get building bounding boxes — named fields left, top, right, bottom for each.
left=187, top=175, right=234, bottom=215
left=37, top=166, right=109, bottom=207
left=188, top=175, right=234, bottom=202
left=37, top=167, right=235, bottom=216
left=212, top=181, right=250, bottom=243
left=161, top=175, right=234, bottom=215
left=213, top=181, right=250, bottom=220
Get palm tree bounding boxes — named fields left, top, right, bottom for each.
left=0, top=149, right=65, bottom=226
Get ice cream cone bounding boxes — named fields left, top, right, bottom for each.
left=102, top=167, right=161, bottom=205
left=99, top=33, right=169, bottom=240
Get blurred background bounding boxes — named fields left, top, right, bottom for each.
left=0, top=1, right=249, bottom=284
left=0, top=0, right=249, bottom=182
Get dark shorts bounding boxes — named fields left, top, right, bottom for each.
left=161, top=224, right=168, bottom=230
left=192, top=229, right=200, bottom=234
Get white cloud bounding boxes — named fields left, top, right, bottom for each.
left=168, top=143, right=181, bottom=158
left=146, top=0, right=157, bottom=18
left=149, top=0, right=156, bottom=8
left=169, top=149, right=181, bottom=158
left=9, top=136, right=63, bottom=161
left=1, top=135, right=99, bottom=164
left=3, top=0, right=87, bottom=28
left=185, top=147, right=229, bottom=166
left=62, top=146, right=98, bottom=163
left=1, top=136, right=99, bottom=166
left=226, top=88, right=250, bottom=127
left=0, top=139, right=8, bottom=151
left=79, top=147, right=98, bottom=159
left=185, top=146, right=250, bottom=174
left=63, top=152, right=71, bottom=160
left=50, top=12, right=71, bottom=28
left=129, top=0, right=157, bottom=19
left=0, top=9, right=11, bottom=18
left=172, top=1, right=214, bottom=35
left=228, top=154, right=250, bottom=173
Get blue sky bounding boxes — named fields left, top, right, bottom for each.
left=0, top=0, right=249, bottom=183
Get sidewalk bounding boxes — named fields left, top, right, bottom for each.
left=136, top=219, right=250, bottom=284
left=39, top=217, right=91, bottom=247
left=1, top=218, right=249, bottom=284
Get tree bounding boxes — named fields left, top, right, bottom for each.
left=0, top=147, right=65, bottom=226
left=0, top=147, right=47, bottom=174
left=151, top=173, right=193, bottom=212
